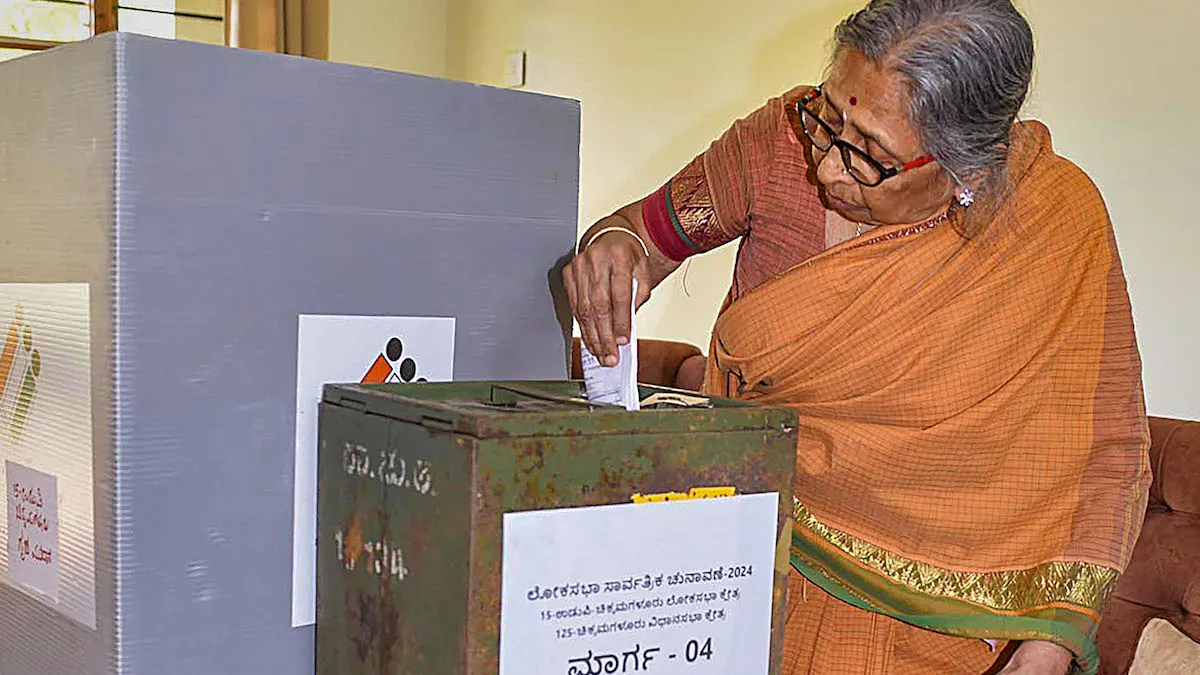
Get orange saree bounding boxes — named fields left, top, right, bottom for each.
left=690, top=118, right=1151, bottom=674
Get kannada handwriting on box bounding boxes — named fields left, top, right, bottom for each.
left=341, top=441, right=435, bottom=497
left=333, top=528, right=409, bottom=580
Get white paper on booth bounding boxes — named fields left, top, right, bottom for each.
left=290, top=314, right=455, bottom=627
left=5, top=461, right=58, bottom=601
left=581, top=279, right=639, bottom=411
left=499, top=492, right=779, bottom=675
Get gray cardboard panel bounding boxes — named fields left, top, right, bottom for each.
left=117, top=38, right=578, bottom=222
left=0, top=38, right=118, bottom=675
left=0, top=31, right=580, bottom=675
left=113, top=36, right=577, bottom=673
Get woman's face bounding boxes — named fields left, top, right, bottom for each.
left=810, top=49, right=956, bottom=226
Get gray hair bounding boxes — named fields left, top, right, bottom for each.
left=833, top=0, right=1035, bottom=187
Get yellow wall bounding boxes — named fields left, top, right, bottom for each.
left=1016, top=0, right=1200, bottom=420
left=444, top=0, right=1200, bottom=419
left=328, top=0, right=449, bottom=77
left=447, top=0, right=863, bottom=348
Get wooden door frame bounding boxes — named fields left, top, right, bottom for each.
left=94, top=0, right=118, bottom=34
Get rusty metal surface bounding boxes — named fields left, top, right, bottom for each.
left=317, top=381, right=798, bottom=675
left=323, top=381, right=796, bottom=439
left=317, top=403, right=475, bottom=674
left=317, top=403, right=389, bottom=674
left=466, top=429, right=796, bottom=674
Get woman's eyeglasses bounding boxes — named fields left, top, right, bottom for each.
left=798, top=87, right=936, bottom=187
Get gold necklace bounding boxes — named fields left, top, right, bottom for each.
left=856, top=208, right=947, bottom=238
left=849, top=208, right=951, bottom=251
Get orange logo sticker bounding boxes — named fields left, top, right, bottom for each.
left=361, top=336, right=430, bottom=385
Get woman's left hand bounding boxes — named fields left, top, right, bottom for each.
left=998, top=641, right=1074, bottom=674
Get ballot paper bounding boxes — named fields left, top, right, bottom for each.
left=581, top=280, right=639, bottom=411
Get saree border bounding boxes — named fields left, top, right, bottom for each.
left=791, top=498, right=1116, bottom=674
left=793, top=499, right=1119, bottom=614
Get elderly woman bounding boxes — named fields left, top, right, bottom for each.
left=563, top=1, right=1151, bottom=674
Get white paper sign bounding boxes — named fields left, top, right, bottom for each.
left=499, top=493, right=779, bottom=675
left=290, top=314, right=455, bottom=627
left=0, top=283, right=95, bottom=629
left=6, top=461, right=58, bottom=601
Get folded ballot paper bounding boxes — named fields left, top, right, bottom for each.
left=580, top=280, right=640, bottom=411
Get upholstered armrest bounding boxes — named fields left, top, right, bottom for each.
left=1097, top=417, right=1200, bottom=674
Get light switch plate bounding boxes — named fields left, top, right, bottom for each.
left=504, top=50, right=526, bottom=88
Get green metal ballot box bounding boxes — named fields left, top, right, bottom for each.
left=315, top=381, right=798, bottom=675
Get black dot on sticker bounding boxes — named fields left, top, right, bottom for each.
left=386, top=337, right=403, bottom=362
left=399, top=358, right=417, bottom=382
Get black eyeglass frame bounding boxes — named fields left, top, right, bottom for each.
left=797, top=87, right=936, bottom=188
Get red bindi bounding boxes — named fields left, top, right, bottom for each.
left=849, top=96, right=858, bottom=106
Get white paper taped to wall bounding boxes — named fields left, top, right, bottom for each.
left=581, top=279, right=639, bottom=411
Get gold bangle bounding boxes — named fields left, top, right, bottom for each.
left=581, top=226, right=651, bottom=257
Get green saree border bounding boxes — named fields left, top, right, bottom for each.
left=790, top=503, right=1114, bottom=675
left=793, top=500, right=1119, bottom=615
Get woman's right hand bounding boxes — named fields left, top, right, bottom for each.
left=563, top=223, right=653, bottom=367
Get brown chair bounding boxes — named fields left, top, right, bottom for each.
left=1096, top=416, right=1200, bottom=673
